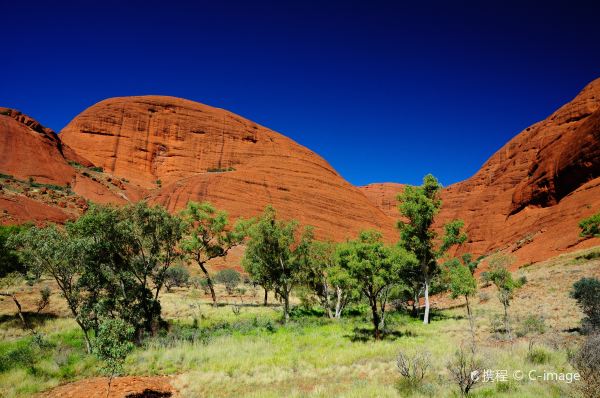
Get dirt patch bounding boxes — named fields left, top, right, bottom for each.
left=38, top=376, right=176, bottom=398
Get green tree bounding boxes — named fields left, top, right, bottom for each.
left=181, top=202, right=247, bottom=306
left=164, top=265, right=190, bottom=292
left=243, top=205, right=312, bottom=323
left=486, top=253, right=522, bottom=339
left=579, top=212, right=600, bottom=238
left=304, top=241, right=355, bottom=319
left=94, top=318, right=135, bottom=398
left=337, top=230, right=416, bottom=339
left=13, top=224, right=93, bottom=352
left=0, top=225, right=31, bottom=330
left=69, top=204, right=171, bottom=338
left=127, top=201, right=185, bottom=302
left=215, top=268, right=241, bottom=295
left=444, top=255, right=478, bottom=333
left=570, top=277, right=600, bottom=333
left=397, top=174, right=467, bottom=324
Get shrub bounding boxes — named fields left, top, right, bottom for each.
left=215, top=269, right=241, bottom=294
left=94, top=318, right=135, bottom=395
left=527, top=346, right=551, bottom=364
left=396, top=350, right=431, bottom=390
left=579, top=212, right=600, bottom=238
left=36, top=286, right=51, bottom=313
left=571, top=277, right=600, bottom=333
left=570, top=333, right=600, bottom=398
left=164, top=265, right=190, bottom=292
left=447, top=345, right=483, bottom=397
left=89, top=166, right=104, bottom=173
left=575, top=251, right=600, bottom=262
left=517, top=315, right=546, bottom=337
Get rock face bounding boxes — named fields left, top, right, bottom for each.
left=60, top=96, right=396, bottom=241
left=360, top=183, right=405, bottom=219
left=361, top=78, right=600, bottom=266
left=0, top=108, right=147, bottom=224
left=0, top=108, right=81, bottom=185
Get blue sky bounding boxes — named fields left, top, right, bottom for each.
left=1, top=0, right=599, bottom=186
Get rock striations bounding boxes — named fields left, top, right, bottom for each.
left=60, top=96, right=396, bottom=241
left=360, top=78, right=600, bottom=266
left=1, top=78, right=599, bottom=265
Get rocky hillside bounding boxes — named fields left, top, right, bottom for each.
left=2, top=79, right=598, bottom=264
left=360, top=78, right=600, bottom=266
left=0, top=108, right=146, bottom=225
left=59, top=96, right=396, bottom=241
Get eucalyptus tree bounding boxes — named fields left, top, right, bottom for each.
left=397, top=174, right=467, bottom=324
left=243, top=205, right=313, bottom=323
left=337, top=230, right=416, bottom=339
left=181, top=201, right=247, bottom=306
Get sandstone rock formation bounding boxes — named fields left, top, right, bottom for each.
left=360, top=78, right=600, bottom=266
left=0, top=108, right=147, bottom=224
left=60, top=96, right=396, bottom=241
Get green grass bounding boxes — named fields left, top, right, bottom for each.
left=2, top=245, right=599, bottom=397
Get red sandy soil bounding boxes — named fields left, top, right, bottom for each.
left=37, top=376, right=176, bottom=398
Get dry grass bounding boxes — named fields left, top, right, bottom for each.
left=1, top=246, right=599, bottom=398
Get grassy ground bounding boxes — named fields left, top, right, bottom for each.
left=1, top=246, right=599, bottom=397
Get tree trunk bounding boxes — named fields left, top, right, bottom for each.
left=503, top=303, right=511, bottom=339
left=263, top=288, right=268, bottom=306
left=0, top=292, right=29, bottom=330
left=283, top=291, right=290, bottom=324
left=198, top=261, right=217, bottom=306
left=334, top=286, right=343, bottom=319
left=370, top=298, right=381, bottom=340
left=423, top=275, right=431, bottom=324
left=323, top=280, right=333, bottom=319
left=465, top=295, right=475, bottom=337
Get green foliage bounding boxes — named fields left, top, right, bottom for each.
left=526, top=346, right=551, bottom=364
left=516, top=315, right=546, bottom=337
left=36, top=286, right=52, bottom=313
left=579, top=212, right=600, bottom=237
left=0, top=224, right=28, bottom=278
left=337, top=230, right=416, bottom=339
left=164, top=265, right=190, bottom=292
left=215, top=269, right=241, bottom=294
left=94, top=318, right=134, bottom=377
left=243, top=205, right=312, bottom=322
left=304, top=240, right=356, bottom=318
left=486, top=254, right=521, bottom=338
left=181, top=201, right=248, bottom=305
left=89, top=166, right=104, bottom=173
left=444, top=258, right=477, bottom=300
left=397, top=174, right=467, bottom=324
left=575, top=250, right=600, bottom=262
left=12, top=202, right=185, bottom=351
left=207, top=167, right=236, bottom=172
left=570, top=277, right=600, bottom=333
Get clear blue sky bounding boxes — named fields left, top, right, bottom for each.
left=1, top=0, right=599, bottom=186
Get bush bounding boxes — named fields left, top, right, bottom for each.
left=575, top=251, right=600, bottom=262
left=94, top=318, right=135, bottom=394
left=36, top=286, right=51, bottom=313
left=570, top=333, right=600, bottom=398
left=396, top=350, right=431, bottom=390
left=517, top=315, right=546, bottom=337
left=89, top=166, right=104, bottom=173
left=215, top=269, right=241, bottom=294
left=526, top=346, right=551, bottom=364
left=571, top=277, right=600, bottom=333
left=447, top=345, right=483, bottom=397
left=579, top=212, right=600, bottom=238
left=164, top=265, right=190, bottom=292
